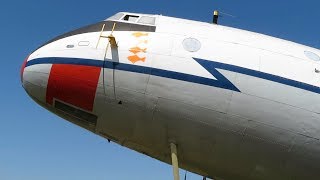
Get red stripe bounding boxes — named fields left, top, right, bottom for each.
left=46, top=64, right=101, bottom=111
left=20, top=56, right=28, bottom=82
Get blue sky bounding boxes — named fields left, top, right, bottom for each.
left=1, top=0, right=319, bottom=179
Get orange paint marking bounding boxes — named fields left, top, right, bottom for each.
left=129, top=47, right=147, bottom=54
left=139, top=40, right=148, bottom=44
left=132, top=32, right=149, bottom=38
left=128, top=55, right=146, bottom=64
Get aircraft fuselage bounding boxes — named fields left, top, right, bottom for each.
left=21, top=12, right=320, bottom=180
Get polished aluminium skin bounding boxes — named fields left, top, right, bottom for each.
left=21, top=12, right=320, bottom=180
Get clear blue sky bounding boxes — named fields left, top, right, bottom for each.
left=1, top=0, right=320, bottom=179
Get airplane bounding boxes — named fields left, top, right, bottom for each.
left=21, top=11, right=320, bottom=180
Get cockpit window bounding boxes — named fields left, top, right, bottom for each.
left=107, top=13, right=156, bottom=26
left=122, top=15, right=139, bottom=22
left=107, top=12, right=125, bottom=21
left=138, top=16, right=156, bottom=25
left=33, top=13, right=156, bottom=52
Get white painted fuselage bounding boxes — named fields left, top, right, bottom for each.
left=21, top=12, right=320, bottom=179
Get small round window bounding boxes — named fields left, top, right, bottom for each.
left=182, top=38, right=201, bottom=52
left=304, top=51, right=320, bottom=61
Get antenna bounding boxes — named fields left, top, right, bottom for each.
left=212, top=10, right=236, bottom=25
left=213, top=10, right=219, bottom=24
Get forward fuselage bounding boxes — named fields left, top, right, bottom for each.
left=21, top=12, right=320, bottom=180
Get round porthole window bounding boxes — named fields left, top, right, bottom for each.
left=182, top=38, right=201, bottom=52
left=304, top=51, right=320, bottom=61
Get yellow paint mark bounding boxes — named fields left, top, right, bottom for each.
left=128, top=55, right=146, bottom=64
left=129, top=47, right=147, bottom=54
left=132, top=32, right=149, bottom=38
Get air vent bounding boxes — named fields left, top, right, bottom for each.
left=55, top=101, right=97, bottom=126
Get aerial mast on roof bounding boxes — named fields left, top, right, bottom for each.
left=213, top=10, right=219, bottom=24
left=212, top=10, right=236, bottom=25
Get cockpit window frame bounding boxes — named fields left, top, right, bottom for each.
left=107, top=13, right=157, bottom=26
left=33, top=19, right=156, bottom=52
left=107, top=12, right=125, bottom=21
left=122, top=14, right=140, bottom=22
left=137, top=16, right=156, bottom=26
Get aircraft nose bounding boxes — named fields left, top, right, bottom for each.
left=20, top=57, right=28, bottom=84
left=21, top=57, right=51, bottom=103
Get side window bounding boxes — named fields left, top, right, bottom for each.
left=138, top=16, right=156, bottom=25
left=123, top=15, right=139, bottom=22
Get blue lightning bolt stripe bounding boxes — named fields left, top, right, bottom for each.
left=26, top=57, right=320, bottom=94
left=194, top=58, right=320, bottom=94
left=103, top=58, right=240, bottom=92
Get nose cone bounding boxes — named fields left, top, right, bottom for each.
left=21, top=57, right=51, bottom=103
left=20, top=57, right=28, bottom=84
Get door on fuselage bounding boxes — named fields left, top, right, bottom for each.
left=104, top=15, right=157, bottom=105
left=111, top=30, right=152, bottom=106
